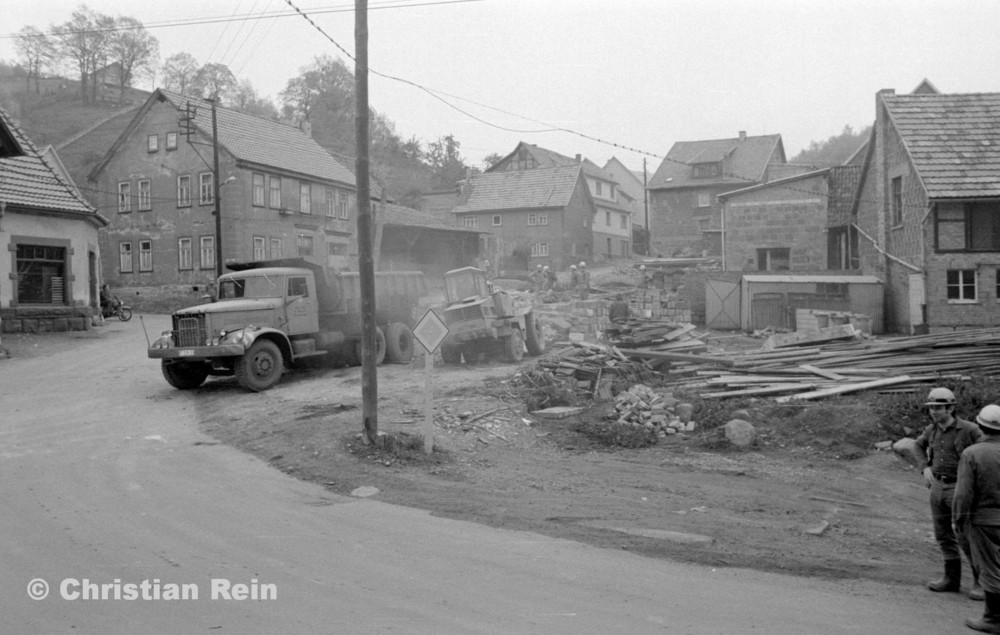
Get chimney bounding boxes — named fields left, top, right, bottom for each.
left=300, top=120, right=312, bottom=137
left=575, top=154, right=582, bottom=163
left=738, top=131, right=747, bottom=142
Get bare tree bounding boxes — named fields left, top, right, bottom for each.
left=14, top=26, right=56, bottom=95
left=192, top=62, right=237, bottom=102
left=161, top=52, right=199, bottom=95
left=231, top=79, right=278, bottom=119
left=54, top=5, right=114, bottom=103
left=107, top=15, right=159, bottom=101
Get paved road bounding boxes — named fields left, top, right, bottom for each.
left=0, top=316, right=974, bottom=633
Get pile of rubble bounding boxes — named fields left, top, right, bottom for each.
left=608, top=384, right=696, bottom=437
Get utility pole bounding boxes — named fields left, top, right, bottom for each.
left=643, top=158, right=650, bottom=255
left=210, top=98, right=223, bottom=278
left=355, top=0, right=378, bottom=444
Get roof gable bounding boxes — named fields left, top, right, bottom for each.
left=648, top=134, right=785, bottom=190
left=883, top=92, right=1000, bottom=199
left=452, top=165, right=585, bottom=213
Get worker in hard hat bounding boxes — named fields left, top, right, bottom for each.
left=954, top=404, right=1000, bottom=632
left=529, top=264, right=544, bottom=292
left=568, top=264, right=579, bottom=292
left=578, top=262, right=590, bottom=300
left=915, top=387, right=985, bottom=599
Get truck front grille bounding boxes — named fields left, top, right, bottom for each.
left=175, top=316, right=206, bottom=347
left=444, top=305, right=484, bottom=324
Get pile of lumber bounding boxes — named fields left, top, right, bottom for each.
left=533, top=340, right=661, bottom=399
left=645, top=327, right=1000, bottom=401
left=606, top=319, right=709, bottom=364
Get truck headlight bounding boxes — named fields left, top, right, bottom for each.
left=151, top=331, right=173, bottom=349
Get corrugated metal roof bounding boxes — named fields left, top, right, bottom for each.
left=883, top=92, right=1000, bottom=199
left=0, top=106, right=102, bottom=219
left=742, top=274, right=882, bottom=284
left=160, top=90, right=355, bottom=187
left=452, top=165, right=583, bottom=213
left=648, top=134, right=784, bottom=189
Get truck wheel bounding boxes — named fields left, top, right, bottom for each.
left=504, top=329, right=525, bottom=362
left=236, top=339, right=284, bottom=392
left=440, top=342, right=461, bottom=364
left=354, top=327, right=386, bottom=366
left=161, top=360, right=210, bottom=390
left=385, top=322, right=414, bottom=363
left=524, top=312, right=545, bottom=356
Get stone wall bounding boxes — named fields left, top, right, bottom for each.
left=0, top=306, right=94, bottom=333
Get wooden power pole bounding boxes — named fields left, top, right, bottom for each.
left=355, top=0, right=378, bottom=444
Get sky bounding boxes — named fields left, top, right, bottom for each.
left=2, top=0, right=1000, bottom=174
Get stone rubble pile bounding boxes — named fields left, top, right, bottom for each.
left=609, top=383, right=697, bottom=437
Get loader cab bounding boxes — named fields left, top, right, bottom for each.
left=444, top=267, right=490, bottom=304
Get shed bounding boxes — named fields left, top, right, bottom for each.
left=739, top=274, right=884, bottom=334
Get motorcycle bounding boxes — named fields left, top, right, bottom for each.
left=102, top=296, right=133, bottom=322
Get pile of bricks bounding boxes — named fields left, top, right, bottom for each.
left=630, top=288, right=692, bottom=323
left=609, top=384, right=697, bottom=437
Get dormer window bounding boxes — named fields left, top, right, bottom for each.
left=693, top=162, right=721, bottom=178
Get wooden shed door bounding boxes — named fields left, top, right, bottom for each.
left=705, top=279, right=740, bottom=330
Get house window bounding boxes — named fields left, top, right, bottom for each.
left=620, top=214, right=628, bottom=229
left=252, top=173, right=265, bottom=207
left=119, top=242, right=133, bottom=273
left=299, top=182, right=312, bottom=214
left=891, top=176, right=903, bottom=225
left=178, top=238, right=192, bottom=270
left=492, top=215, right=502, bottom=226
left=269, top=176, right=281, bottom=208
left=199, top=173, right=214, bottom=205
left=270, top=238, right=282, bottom=259
left=531, top=242, right=549, bottom=257
left=137, top=179, right=151, bottom=211
left=935, top=202, right=1000, bottom=252
left=297, top=234, right=314, bottom=257
left=697, top=192, right=711, bottom=208
left=118, top=182, right=131, bottom=213
left=139, top=240, right=153, bottom=272
left=337, top=190, right=351, bottom=219
left=463, top=216, right=478, bottom=228
left=253, top=236, right=266, bottom=260
left=606, top=237, right=612, bottom=254
left=595, top=181, right=603, bottom=196
left=757, top=247, right=790, bottom=271
left=200, top=236, right=215, bottom=270
left=605, top=211, right=611, bottom=226
left=165, top=132, right=177, bottom=150
left=326, top=189, right=336, bottom=217
left=528, top=213, right=549, bottom=226
left=694, top=162, right=721, bottom=178
left=15, top=244, right=67, bottom=304
left=147, top=134, right=158, bottom=152
left=177, top=175, right=191, bottom=207
left=946, top=269, right=977, bottom=302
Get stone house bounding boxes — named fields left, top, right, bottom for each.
left=717, top=165, right=863, bottom=272
left=646, top=132, right=787, bottom=258
left=86, top=89, right=357, bottom=293
left=0, top=106, right=108, bottom=332
left=854, top=88, right=1000, bottom=333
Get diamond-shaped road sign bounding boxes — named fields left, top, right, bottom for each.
left=412, top=309, right=449, bottom=353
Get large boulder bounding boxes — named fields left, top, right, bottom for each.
left=724, top=419, right=756, bottom=448
left=892, top=437, right=923, bottom=466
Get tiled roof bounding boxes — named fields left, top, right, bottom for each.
left=160, top=90, right=355, bottom=187
left=883, top=92, right=1000, bottom=199
left=0, top=106, right=101, bottom=219
left=452, top=165, right=583, bottom=213
left=648, top=134, right=784, bottom=189
left=379, top=203, right=479, bottom=233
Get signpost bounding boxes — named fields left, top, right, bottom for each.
left=412, top=309, right=449, bottom=454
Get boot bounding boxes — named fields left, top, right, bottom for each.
left=966, top=591, right=1000, bottom=633
left=971, top=568, right=986, bottom=601
left=928, top=558, right=962, bottom=593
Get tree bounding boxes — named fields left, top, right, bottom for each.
left=279, top=54, right=356, bottom=153
left=14, top=26, right=56, bottom=95
left=107, top=16, right=159, bottom=101
left=231, top=79, right=278, bottom=119
left=192, top=62, right=236, bottom=102
left=791, top=124, right=872, bottom=167
left=54, top=5, right=114, bottom=103
left=426, top=134, right=471, bottom=188
left=482, top=153, right=504, bottom=171
left=161, top=52, right=199, bottom=95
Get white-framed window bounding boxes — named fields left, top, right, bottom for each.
left=178, top=238, right=192, bottom=270
left=269, top=176, right=281, bottom=209
left=297, top=234, right=314, bottom=257
left=147, top=134, right=158, bottom=152
left=698, top=192, right=711, bottom=208
left=528, top=212, right=548, bottom=226
left=531, top=242, right=549, bottom=257
left=200, top=236, right=215, bottom=270
left=492, top=215, right=502, bottom=226
left=326, top=188, right=336, bottom=217
left=139, top=240, right=153, bottom=272
left=947, top=269, right=977, bottom=302
left=253, top=236, right=266, bottom=260
left=605, top=211, right=611, bottom=226
left=119, top=242, right=133, bottom=273
left=177, top=175, right=191, bottom=207
left=299, top=182, right=312, bottom=214
left=338, top=190, right=351, bottom=219
left=463, top=215, right=478, bottom=228
left=199, top=172, right=214, bottom=205
left=270, top=238, right=282, bottom=259
left=137, top=179, right=151, bottom=211
left=935, top=202, right=1000, bottom=252
left=620, top=213, right=628, bottom=229
left=891, top=176, right=903, bottom=226
left=165, top=132, right=177, bottom=150
left=118, top=182, right=131, bottom=213
left=252, top=173, right=265, bottom=207
left=595, top=181, right=603, bottom=196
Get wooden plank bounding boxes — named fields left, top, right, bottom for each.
left=702, top=383, right=818, bottom=398
left=775, top=375, right=912, bottom=402
left=764, top=324, right=860, bottom=349
left=798, top=364, right=848, bottom=381
left=617, top=348, right=735, bottom=367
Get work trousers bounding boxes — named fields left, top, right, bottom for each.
left=969, top=525, right=1000, bottom=593
left=931, top=481, right=971, bottom=561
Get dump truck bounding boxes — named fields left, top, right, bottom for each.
left=149, top=258, right=426, bottom=392
left=438, top=266, right=545, bottom=364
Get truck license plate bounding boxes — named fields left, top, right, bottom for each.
left=179, top=349, right=194, bottom=357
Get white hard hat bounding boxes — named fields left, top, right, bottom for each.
left=536, top=264, right=543, bottom=269
left=570, top=265, right=577, bottom=270
left=977, top=404, right=1000, bottom=431
left=925, top=387, right=957, bottom=407
left=639, top=265, right=646, bottom=270
left=543, top=265, right=550, bottom=270
left=579, top=261, right=586, bottom=268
